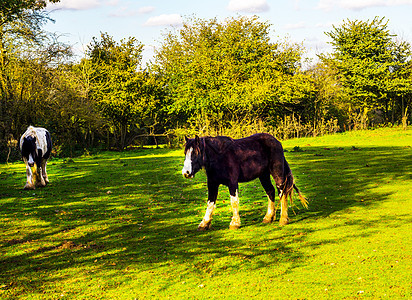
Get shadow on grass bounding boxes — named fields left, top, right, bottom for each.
left=0, top=145, right=411, bottom=295
left=288, top=145, right=411, bottom=217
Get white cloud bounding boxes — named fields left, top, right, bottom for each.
left=315, top=22, right=333, bottom=28
left=318, top=0, right=412, bottom=11
left=109, top=6, right=138, bottom=17
left=315, top=20, right=345, bottom=29
left=144, top=14, right=183, bottom=27
left=284, top=22, right=306, bottom=30
left=227, top=0, right=270, bottom=13
left=49, top=0, right=102, bottom=10
left=138, top=6, right=155, bottom=14
left=106, top=4, right=155, bottom=17
left=106, top=0, right=119, bottom=5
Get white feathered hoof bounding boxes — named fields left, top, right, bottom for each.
left=24, top=183, right=35, bottom=190
left=197, top=220, right=212, bottom=231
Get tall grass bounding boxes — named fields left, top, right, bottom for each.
left=168, top=116, right=340, bottom=145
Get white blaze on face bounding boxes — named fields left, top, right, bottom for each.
left=182, top=147, right=193, bottom=177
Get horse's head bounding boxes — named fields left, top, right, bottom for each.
left=21, top=136, right=38, bottom=167
left=182, top=136, right=204, bottom=178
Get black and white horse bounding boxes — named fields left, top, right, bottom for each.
left=20, top=126, right=52, bottom=190
left=182, top=133, right=308, bottom=230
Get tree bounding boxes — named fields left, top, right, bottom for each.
left=87, top=33, right=162, bottom=150
left=0, top=0, right=59, bottom=26
left=0, top=0, right=61, bottom=106
left=0, top=0, right=65, bottom=161
left=386, top=39, right=412, bottom=126
left=152, top=16, right=312, bottom=133
left=321, top=17, right=411, bottom=126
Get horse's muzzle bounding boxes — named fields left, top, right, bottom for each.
left=183, top=171, right=194, bottom=179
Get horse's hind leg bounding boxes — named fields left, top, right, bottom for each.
left=267, top=163, right=291, bottom=225
left=259, top=173, right=277, bottom=223
left=279, top=190, right=289, bottom=226
left=229, top=185, right=240, bottom=230
left=41, top=159, right=49, bottom=184
left=271, top=177, right=289, bottom=226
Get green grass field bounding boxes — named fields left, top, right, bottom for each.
left=1, top=127, right=411, bottom=299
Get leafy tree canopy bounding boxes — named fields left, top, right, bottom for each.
left=0, top=0, right=59, bottom=31
left=153, top=16, right=311, bottom=128
left=322, top=17, right=411, bottom=109
left=86, top=33, right=164, bottom=150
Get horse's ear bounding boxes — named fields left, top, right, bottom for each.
left=195, top=135, right=200, bottom=145
left=184, top=136, right=189, bottom=143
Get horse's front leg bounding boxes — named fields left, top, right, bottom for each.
left=35, top=160, right=46, bottom=188
left=198, top=182, right=219, bottom=231
left=229, top=185, right=240, bottom=230
left=24, top=160, right=35, bottom=190
left=260, top=174, right=277, bottom=223
left=263, top=189, right=277, bottom=223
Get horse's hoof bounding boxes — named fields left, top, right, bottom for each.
left=197, top=225, right=210, bottom=231
left=229, top=224, right=240, bottom=230
left=279, top=219, right=289, bottom=226
left=197, top=221, right=211, bottom=231
left=24, top=184, right=35, bottom=190
left=262, top=216, right=273, bottom=224
left=229, top=217, right=241, bottom=230
left=36, top=181, right=46, bottom=188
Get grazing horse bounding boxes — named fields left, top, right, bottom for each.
left=20, top=126, right=52, bottom=190
left=182, top=133, right=308, bottom=230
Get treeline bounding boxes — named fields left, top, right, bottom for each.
left=1, top=1, right=411, bottom=161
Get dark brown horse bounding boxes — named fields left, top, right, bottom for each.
left=182, top=133, right=308, bottom=230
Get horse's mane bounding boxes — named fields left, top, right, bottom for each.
left=20, top=126, right=38, bottom=149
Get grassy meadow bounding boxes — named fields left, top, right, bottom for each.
left=0, top=127, right=411, bottom=299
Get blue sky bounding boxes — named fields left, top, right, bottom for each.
left=44, top=0, right=412, bottom=65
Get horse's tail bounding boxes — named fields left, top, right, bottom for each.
left=283, top=159, right=308, bottom=209
left=293, top=183, right=309, bottom=209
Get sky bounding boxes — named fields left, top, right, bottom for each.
left=44, top=0, right=412, bottom=65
